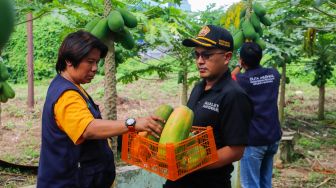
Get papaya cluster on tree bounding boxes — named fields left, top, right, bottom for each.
left=0, top=0, right=15, bottom=51
left=85, top=8, right=138, bottom=50
left=0, top=64, right=15, bottom=103
left=0, top=0, right=16, bottom=102
left=233, top=2, right=272, bottom=50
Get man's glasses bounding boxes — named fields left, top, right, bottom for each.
left=193, top=51, right=226, bottom=60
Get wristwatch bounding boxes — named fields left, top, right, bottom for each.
left=236, top=64, right=242, bottom=69
left=125, top=118, right=136, bottom=132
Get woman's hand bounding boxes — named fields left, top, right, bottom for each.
left=135, top=116, right=164, bottom=138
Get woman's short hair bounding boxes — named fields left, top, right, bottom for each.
left=56, top=30, right=108, bottom=73
left=240, top=42, right=262, bottom=68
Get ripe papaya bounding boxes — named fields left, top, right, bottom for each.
left=108, top=10, right=125, bottom=32
left=0, top=0, right=15, bottom=50
left=180, top=145, right=207, bottom=170
left=260, top=16, right=272, bottom=26
left=117, top=8, right=138, bottom=28
left=119, top=28, right=135, bottom=50
left=84, top=18, right=100, bottom=32
left=233, top=30, right=244, bottom=50
left=0, top=64, right=10, bottom=81
left=90, top=18, right=109, bottom=40
left=242, top=20, right=257, bottom=40
left=147, top=104, right=174, bottom=142
left=158, top=105, right=194, bottom=158
left=253, top=2, right=266, bottom=17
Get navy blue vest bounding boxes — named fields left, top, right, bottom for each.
left=37, top=75, right=115, bottom=188
left=236, top=66, right=282, bottom=146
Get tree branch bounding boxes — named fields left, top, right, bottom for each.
left=311, top=6, right=336, bottom=18
left=327, top=1, right=336, bottom=9
left=15, top=11, right=50, bottom=26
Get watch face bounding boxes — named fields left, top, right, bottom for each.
left=126, top=118, right=135, bottom=126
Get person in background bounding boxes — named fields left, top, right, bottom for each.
left=37, top=30, right=163, bottom=188
left=163, top=25, right=253, bottom=188
left=232, top=42, right=282, bottom=188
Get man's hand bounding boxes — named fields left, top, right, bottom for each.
left=135, top=116, right=164, bottom=138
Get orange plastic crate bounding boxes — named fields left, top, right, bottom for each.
left=121, top=126, right=218, bottom=181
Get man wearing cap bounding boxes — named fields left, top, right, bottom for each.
left=232, top=42, right=281, bottom=188
left=163, top=25, right=253, bottom=188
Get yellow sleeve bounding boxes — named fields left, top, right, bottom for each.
left=54, top=90, right=94, bottom=145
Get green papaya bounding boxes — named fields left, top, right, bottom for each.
left=90, top=18, right=109, bottom=40
left=2, top=81, right=15, bottom=99
left=117, top=8, right=138, bottom=28
left=240, top=8, right=246, bottom=19
left=119, top=28, right=135, bottom=50
left=260, top=16, right=272, bottom=26
left=255, top=37, right=266, bottom=50
left=147, top=104, right=174, bottom=142
left=180, top=145, right=207, bottom=170
left=253, top=2, right=266, bottom=17
left=0, top=0, right=15, bottom=50
left=233, top=30, right=244, bottom=50
left=242, top=20, right=257, bottom=40
left=251, top=12, right=262, bottom=34
left=0, top=94, right=8, bottom=103
left=108, top=10, right=125, bottom=32
left=0, top=64, right=10, bottom=81
left=85, top=18, right=100, bottom=32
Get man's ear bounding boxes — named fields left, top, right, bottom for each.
left=65, top=60, right=72, bottom=66
left=223, top=52, right=232, bottom=65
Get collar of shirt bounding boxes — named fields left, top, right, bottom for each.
left=198, top=70, right=231, bottom=92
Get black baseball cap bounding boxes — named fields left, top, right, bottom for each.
left=182, top=25, right=234, bottom=51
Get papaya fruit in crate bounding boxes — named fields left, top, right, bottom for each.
left=253, top=2, right=266, bottom=17
left=158, top=105, right=194, bottom=159
left=108, top=10, right=125, bottom=32
left=180, top=145, right=207, bottom=170
left=91, top=18, right=109, bottom=40
left=147, top=104, right=174, bottom=142
left=0, top=0, right=15, bottom=50
left=117, top=8, right=138, bottom=28
left=84, top=18, right=100, bottom=32
left=130, top=131, right=150, bottom=160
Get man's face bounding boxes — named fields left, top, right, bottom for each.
left=194, top=46, right=232, bottom=80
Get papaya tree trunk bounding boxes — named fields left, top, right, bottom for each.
left=318, top=84, right=325, bottom=120
left=0, top=103, right=1, bottom=126
left=26, top=9, right=34, bottom=110
left=279, top=62, right=286, bottom=126
left=103, top=0, right=118, bottom=160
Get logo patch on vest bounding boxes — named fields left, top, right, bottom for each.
left=202, top=101, right=219, bottom=112
left=249, top=74, right=275, bottom=86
